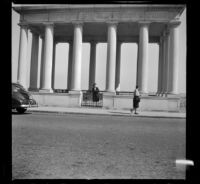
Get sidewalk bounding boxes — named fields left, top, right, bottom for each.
left=27, top=106, right=186, bottom=119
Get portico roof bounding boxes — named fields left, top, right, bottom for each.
left=13, top=4, right=185, bottom=43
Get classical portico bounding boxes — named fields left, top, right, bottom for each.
left=13, top=4, right=185, bottom=111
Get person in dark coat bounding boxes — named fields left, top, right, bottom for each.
left=131, top=85, right=141, bottom=114
left=92, top=83, right=99, bottom=103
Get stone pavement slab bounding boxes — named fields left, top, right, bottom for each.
left=27, top=106, right=186, bottom=119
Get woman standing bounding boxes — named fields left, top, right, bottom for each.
left=131, top=85, right=141, bottom=114
left=92, top=83, right=100, bottom=105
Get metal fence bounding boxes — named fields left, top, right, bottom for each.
left=54, top=89, right=69, bottom=93
left=81, top=91, right=103, bottom=107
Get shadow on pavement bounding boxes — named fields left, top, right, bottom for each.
left=12, top=111, right=32, bottom=115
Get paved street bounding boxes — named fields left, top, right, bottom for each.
left=12, top=112, right=186, bottom=179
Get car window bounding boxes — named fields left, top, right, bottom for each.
left=12, top=83, right=26, bottom=92
left=12, top=84, right=20, bottom=92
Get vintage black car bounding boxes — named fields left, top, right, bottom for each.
left=12, top=83, right=38, bottom=113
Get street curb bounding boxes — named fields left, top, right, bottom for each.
left=27, top=110, right=186, bottom=119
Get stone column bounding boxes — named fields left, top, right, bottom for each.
left=88, top=41, right=97, bottom=90
left=115, top=41, right=122, bottom=92
left=17, top=24, right=28, bottom=89
left=156, top=36, right=163, bottom=95
left=137, top=22, right=149, bottom=94
left=161, top=32, right=166, bottom=95
left=40, top=23, right=54, bottom=92
left=71, top=22, right=83, bottom=91
left=106, top=22, right=117, bottom=92
left=67, top=41, right=73, bottom=90
left=136, top=42, right=139, bottom=85
left=164, top=29, right=170, bottom=96
left=29, top=31, right=39, bottom=91
left=168, top=21, right=181, bottom=94
left=39, top=35, right=45, bottom=89
left=160, top=30, right=169, bottom=96
left=51, top=41, right=56, bottom=90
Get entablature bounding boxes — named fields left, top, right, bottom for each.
left=14, top=5, right=185, bottom=24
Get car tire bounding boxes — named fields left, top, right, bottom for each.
left=16, top=107, right=27, bottom=114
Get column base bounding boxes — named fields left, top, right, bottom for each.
left=158, top=93, right=163, bottom=97
left=156, top=91, right=162, bottom=96
left=69, top=90, right=82, bottom=95
left=39, top=89, right=53, bottom=93
left=115, top=85, right=120, bottom=92
left=28, top=87, right=39, bottom=92
left=167, top=91, right=179, bottom=95
left=139, top=92, right=149, bottom=97
left=159, top=92, right=180, bottom=98
left=160, top=93, right=168, bottom=97
left=165, top=93, right=181, bottom=98
left=103, top=91, right=116, bottom=109
left=103, top=91, right=116, bottom=96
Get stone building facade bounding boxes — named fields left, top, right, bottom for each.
left=13, top=4, right=186, bottom=111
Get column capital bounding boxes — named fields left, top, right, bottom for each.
left=163, top=28, right=170, bottom=38
left=168, top=20, right=181, bottom=28
left=106, top=21, right=118, bottom=26
left=138, top=21, right=151, bottom=27
left=43, top=22, right=54, bottom=27
left=72, top=21, right=83, bottom=26
left=30, top=30, right=39, bottom=36
left=18, top=23, right=29, bottom=29
left=159, top=36, right=164, bottom=43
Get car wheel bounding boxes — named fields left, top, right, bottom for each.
left=16, top=107, right=27, bottom=114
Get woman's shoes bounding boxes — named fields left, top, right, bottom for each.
left=134, top=112, right=139, bottom=114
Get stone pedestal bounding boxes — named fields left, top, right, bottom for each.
left=39, top=89, right=53, bottom=93
left=103, top=91, right=116, bottom=109
left=68, top=90, right=82, bottom=107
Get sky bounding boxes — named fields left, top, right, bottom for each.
left=12, top=6, right=186, bottom=93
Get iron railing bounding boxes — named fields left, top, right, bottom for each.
left=81, top=90, right=103, bottom=107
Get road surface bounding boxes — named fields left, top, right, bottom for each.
left=12, top=112, right=186, bottom=179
